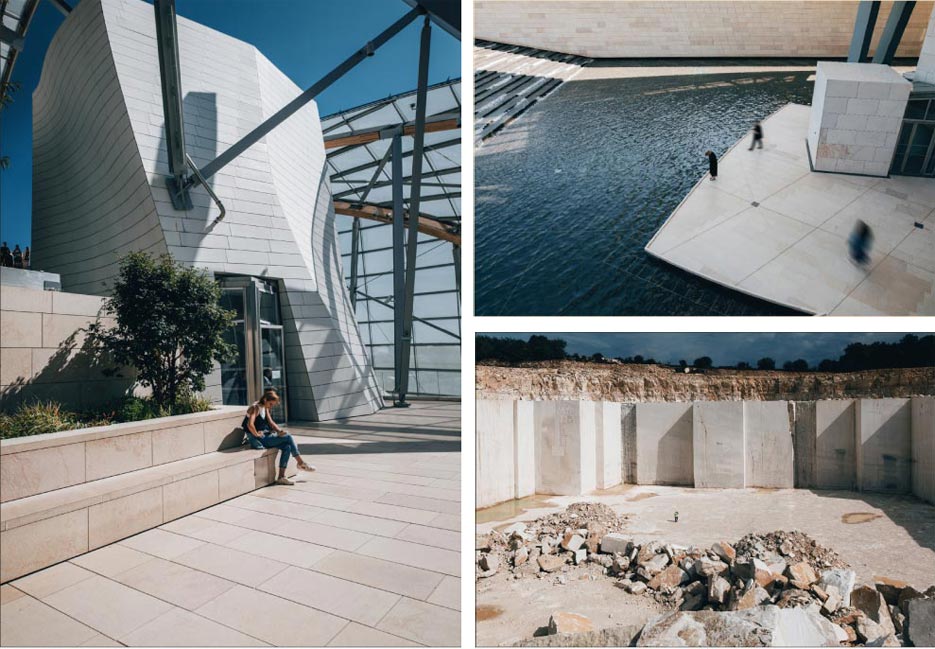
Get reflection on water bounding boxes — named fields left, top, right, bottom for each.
left=475, top=66, right=815, bottom=316
left=476, top=494, right=559, bottom=525
left=842, top=512, right=884, bottom=524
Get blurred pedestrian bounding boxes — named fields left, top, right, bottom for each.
left=0, top=242, right=10, bottom=267
left=23, top=246, right=30, bottom=269
left=849, top=220, right=873, bottom=266
left=748, top=120, right=763, bottom=150
left=705, top=150, right=718, bottom=181
left=12, top=245, right=22, bottom=269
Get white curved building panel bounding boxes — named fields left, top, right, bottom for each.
left=31, top=0, right=381, bottom=420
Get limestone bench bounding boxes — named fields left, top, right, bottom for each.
left=0, top=406, right=295, bottom=582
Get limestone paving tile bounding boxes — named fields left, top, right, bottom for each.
left=342, top=500, right=440, bottom=525
left=43, top=574, right=174, bottom=640
left=79, top=633, right=123, bottom=646
left=122, top=606, right=266, bottom=646
left=311, top=550, right=445, bottom=600
left=195, top=584, right=347, bottom=647
left=309, top=507, right=410, bottom=537
left=194, top=509, right=291, bottom=534
left=11, top=561, right=95, bottom=599
left=271, top=517, right=374, bottom=550
left=224, top=493, right=325, bottom=521
left=312, top=458, right=456, bottom=480
left=222, top=529, right=335, bottom=569
left=395, top=523, right=461, bottom=551
left=424, top=512, right=460, bottom=531
left=310, top=465, right=436, bottom=486
left=0, top=593, right=102, bottom=647
left=113, top=556, right=238, bottom=610
left=374, top=492, right=461, bottom=515
left=190, top=503, right=257, bottom=525
left=291, top=479, right=387, bottom=501
left=159, top=514, right=251, bottom=545
left=326, top=622, right=420, bottom=647
left=427, top=575, right=460, bottom=610
left=251, top=485, right=358, bottom=510
left=70, top=543, right=153, bottom=578
left=0, top=585, right=25, bottom=605
left=258, top=566, right=400, bottom=627
left=376, top=596, right=461, bottom=647
left=355, top=537, right=460, bottom=577
left=118, top=528, right=207, bottom=559
left=171, top=543, right=290, bottom=587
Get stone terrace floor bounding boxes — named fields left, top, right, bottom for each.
left=645, top=103, right=935, bottom=315
left=0, top=401, right=461, bottom=647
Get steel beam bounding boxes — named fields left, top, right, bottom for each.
left=849, top=1, right=880, bottom=62
left=453, top=244, right=460, bottom=298
left=872, top=1, right=916, bottom=64
left=0, top=25, right=24, bottom=51
left=396, top=16, right=432, bottom=407
left=349, top=219, right=361, bottom=308
left=391, top=133, right=406, bottom=405
left=323, top=114, right=459, bottom=149
left=46, top=0, right=72, bottom=16
left=192, top=6, right=423, bottom=185
left=153, top=0, right=191, bottom=209
left=333, top=200, right=460, bottom=244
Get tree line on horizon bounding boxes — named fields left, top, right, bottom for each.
left=475, top=334, right=935, bottom=372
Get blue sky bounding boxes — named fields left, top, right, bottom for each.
left=480, top=333, right=926, bottom=366
left=0, top=0, right=460, bottom=248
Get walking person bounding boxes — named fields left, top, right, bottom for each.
left=748, top=120, right=763, bottom=150
left=23, top=246, right=30, bottom=269
left=12, top=245, right=22, bottom=269
left=705, top=150, right=718, bottom=181
left=848, top=220, right=873, bottom=267
left=243, top=389, right=315, bottom=485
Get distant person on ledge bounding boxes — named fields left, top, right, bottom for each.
left=0, top=242, right=10, bottom=267
left=748, top=120, right=763, bottom=150
left=243, top=389, right=315, bottom=485
left=705, top=150, right=718, bottom=181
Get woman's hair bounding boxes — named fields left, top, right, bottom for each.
left=260, top=389, right=280, bottom=404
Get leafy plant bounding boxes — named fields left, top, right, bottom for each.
left=0, top=401, right=83, bottom=439
left=89, top=252, right=235, bottom=410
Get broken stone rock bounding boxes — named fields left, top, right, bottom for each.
left=636, top=605, right=841, bottom=647
left=708, top=575, right=731, bottom=605
left=897, top=584, right=923, bottom=616
left=561, top=533, right=585, bottom=553
left=516, top=624, right=643, bottom=647
left=538, top=554, right=565, bottom=573
left=695, top=557, right=729, bottom=578
left=711, top=541, right=737, bottom=564
left=637, top=542, right=662, bottom=564
left=627, top=581, right=647, bottom=595
left=819, top=568, right=856, bottom=604
left=873, top=576, right=908, bottom=606
left=514, top=547, right=529, bottom=567
left=851, top=584, right=897, bottom=637
left=639, top=553, right=670, bottom=575
left=730, top=584, right=770, bottom=611
left=573, top=548, right=587, bottom=565
left=889, top=604, right=904, bottom=634
left=548, top=612, right=593, bottom=636
left=479, top=553, right=499, bottom=572
left=599, top=533, right=630, bottom=555
left=648, top=565, right=688, bottom=591
left=785, top=561, right=818, bottom=587
left=906, top=597, right=935, bottom=648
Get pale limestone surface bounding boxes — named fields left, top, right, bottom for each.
left=0, top=402, right=460, bottom=647
left=645, top=104, right=935, bottom=315
left=474, top=1, right=934, bottom=58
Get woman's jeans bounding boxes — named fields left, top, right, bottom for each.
left=246, top=430, right=299, bottom=469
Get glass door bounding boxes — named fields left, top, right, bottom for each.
left=261, top=326, right=287, bottom=422
left=219, top=286, right=248, bottom=406
left=891, top=98, right=935, bottom=177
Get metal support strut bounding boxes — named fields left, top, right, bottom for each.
left=848, top=1, right=880, bottom=63
left=391, top=134, right=406, bottom=403
left=395, top=16, right=432, bottom=408
left=872, top=1, right=916, bottom=65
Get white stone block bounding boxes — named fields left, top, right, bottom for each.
left=743, top=401, right=794, bottom=488
left=857, top=399, right=912, bottom=494
left=911, top=396, right=935, bottom=505
left=595, top=401, right=622, bottom=490
left=514, top=400, right=536, bottom=499
left=693, top=401, right=744, bottom=489
left=534, top=400, right=596, bottom=495
left=475, top=399, right=516, bottom=509
left=634, top=402, right=694, bottom=486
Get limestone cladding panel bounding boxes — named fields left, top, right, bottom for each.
left=634, top=402, right=694, bottom=486
left=31, top=0, right=381, bottom=420
left=809, top=62, right=911, bottom=177
left=743, top=401, right=794, bottom=489
left=595, top=401, right=622, bottom=490
left=815, top=399, right=858, bottom=490
left=857, top=398, right=912, bottom=493
left=0, top=509, right=88, bottom=582
left=915, top=8, right=935, bottom=84
left=692, top=401, right=745, bottom=489
left=911, top=396, right=935, bottom=504
left=475, top=399, right=516, bottom=509
left=474, top=1, right=933, bottom=58
left=514, top=400, right=536, bottom=499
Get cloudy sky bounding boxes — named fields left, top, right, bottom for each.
left=479, top=333, right=927, bottom=366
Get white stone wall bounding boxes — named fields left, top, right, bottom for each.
left=911, top=396, right=935, bottom=505
left=915, top=7, right=935, bottom=84
left=807, top=62, right=912, bottom=177
left=31, top=0, right=381, bottom=420
left=475, top=1, right=933, bottom=58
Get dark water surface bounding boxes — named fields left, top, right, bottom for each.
left=475, top=66, right=817, bottom=316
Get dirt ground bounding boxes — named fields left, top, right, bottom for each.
left=475, top=486, right=935, bottom=646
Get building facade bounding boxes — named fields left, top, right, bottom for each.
left=31, top=0, right=382, bottom=420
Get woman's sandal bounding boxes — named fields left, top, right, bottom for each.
left=297, top=461, right=317, bottom=472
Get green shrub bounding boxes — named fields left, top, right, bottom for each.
left=0, top=401, right=84, bottom=439
left=117, top=396, right=159, bottom=422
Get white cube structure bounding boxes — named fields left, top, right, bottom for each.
left=30, top=0, right=381, bottom=420
left=807, top=62, right=912, bottom=177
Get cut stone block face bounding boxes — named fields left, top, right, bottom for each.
left=693, top=401, right=744, bottom=488
left=911, top=396, right=935, bottom=504
left=534, top=401, right=596, bottom=495
left=857, top=398, right=912, bottom=493
left=916, top=9, right=935, bottom=85
left=815, top=400, right=857, bottom=490
left=514, top=400, right=536, bottom=499
left=475, top=400, right=516, bottom=509
left=744, top=401, right=794, bottom=488
left=807, top=62, right=911, bottom=177
left=595, top=401, right=622, bottom=490
left=634, top=402, right=694, bottom=486
left=29, top=0, right=380, bottom=421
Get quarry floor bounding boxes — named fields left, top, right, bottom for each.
left=1, top=402, right=461, bottom=647
left=475, top=485, right=935, bottom=646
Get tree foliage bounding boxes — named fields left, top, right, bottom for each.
left=693, top=356, right=713, bottom=369
left=476, top=334, right=568, bottom=364
left=756, top=357, right=776, bottom=370
left=90, top=253, right=235, bottom=409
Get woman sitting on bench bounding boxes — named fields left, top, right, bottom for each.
left=243, top=390, right=315, bottom=485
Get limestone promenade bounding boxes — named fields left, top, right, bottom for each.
left=0, top=402, right=461, bottom=647
left=645, top=104, right=935, bottom=316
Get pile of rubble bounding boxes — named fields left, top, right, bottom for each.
left=477, top=504, right=935, bottom=646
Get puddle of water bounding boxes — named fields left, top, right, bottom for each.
left=628, top=492, right=658, bottom=502
left=588, top=483, right=637, bottom=496
left=476, top=605, right=504, bottom=622
left=476, top=494, right=558, bottom=525
left=842, top=512, right=883, bottom=524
